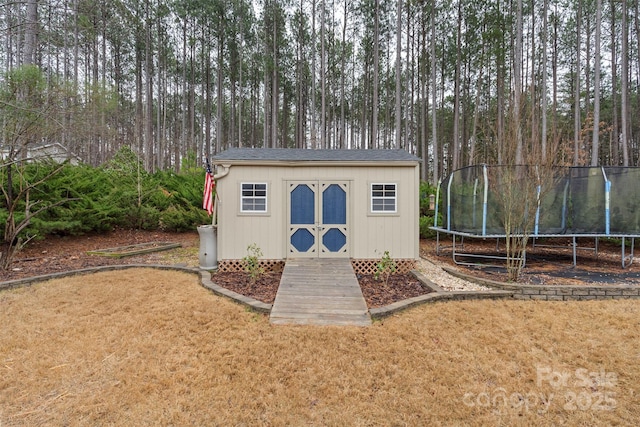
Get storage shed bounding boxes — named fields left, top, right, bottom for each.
left=211, top=148, right=421, bottom=274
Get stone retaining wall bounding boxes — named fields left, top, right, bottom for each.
left=442, top=267, right=640, bottom=301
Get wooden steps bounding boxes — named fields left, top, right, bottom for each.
left=270, top=258, right=371, bottom=326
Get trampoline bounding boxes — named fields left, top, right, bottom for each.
left=431, top=165, right=640, bottom=268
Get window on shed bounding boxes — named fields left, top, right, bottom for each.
left=371, top=183, right=397, bottom=213
left=241, top=182, right=267, bottom=212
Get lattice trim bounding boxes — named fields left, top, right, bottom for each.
left=351, top=259, right=416, bottom=275
left=218, top=259, right=285, bottom=273
left=218, top=258, right=415, bottom=275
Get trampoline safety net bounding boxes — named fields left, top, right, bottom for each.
left=437, top=165, right=640, bottom=236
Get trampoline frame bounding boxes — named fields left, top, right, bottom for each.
left=431, top=228, right=637, bottom=269
left=431, top=164, right=640, bottom=269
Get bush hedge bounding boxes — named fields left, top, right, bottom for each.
left=0, top=153, right=210, bottom=242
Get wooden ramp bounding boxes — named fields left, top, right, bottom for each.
left=270, top=258, right=371, bottom=326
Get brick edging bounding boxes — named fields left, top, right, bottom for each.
left=442, top=266, right=640, bottom=301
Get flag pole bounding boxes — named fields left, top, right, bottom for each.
left=203, top=158, right=216, bottom=222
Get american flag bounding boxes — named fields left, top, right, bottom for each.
left=203, top=159, right=215, bottom=216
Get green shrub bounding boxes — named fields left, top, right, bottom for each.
left=1, top=152, right=213, bottom=241
left=243, top=243, right=264, bottom=282
left=420, top=215, right=440, bottom=239
left=419, top=180, right=440, bottom=216
left=121, top=205, right=161, bottom=230
left=374, top=250, right=397, bottom=285
left=159, top=205, right=207, bottom=232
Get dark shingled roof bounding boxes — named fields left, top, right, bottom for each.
left=213, top=148, right=420, bottom=163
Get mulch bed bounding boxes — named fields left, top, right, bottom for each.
left=357, top=274, right=431, bottom=308
left=211, top=270, right=431, bottom=308
left=211, top=271, right=283, bottom=304
left=420, top=236, right=640, bottom=286
left=0, top=229, right=200, bottom=283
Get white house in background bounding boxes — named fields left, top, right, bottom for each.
left=211, top=148, right=421, bottom=274
left=0, top=142, right=81, bottom=165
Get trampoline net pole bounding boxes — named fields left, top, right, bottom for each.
left=447, top=173, right=453, bottom=231
left=473, top=178, right=479, bottom=229
left=482, top=165, right=488, bottom=236
left=605, top=179, right=611, bottom=235
left=434, top=179, right=441, bottom=228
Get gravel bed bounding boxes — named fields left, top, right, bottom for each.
left=416, top=257, right=492, bottom=292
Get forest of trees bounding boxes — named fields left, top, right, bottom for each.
left=2, top=0, right=640, bottom=184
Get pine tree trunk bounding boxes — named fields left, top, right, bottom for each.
left=430, top=0, right=438, bottom=185
left=452, top=0, right=462, bottom=170
left=5, top=0, right=15, bottom=70
left=621, top=0, right=630, bottom=166
left=204, top=32, right=211, bottom=157
left=552, top=3, right=559, bottom=157
left=542, top=0, right=549, bottom=163
left=340, top=0, right=348, bottom=149
left=311, top=0, right=317, bottom=149
left=217, top=30, right=224, bottom=153
left=23, top=0, right=38, bottom=65
left=180, top=19, right=188, bottom=171
left=573, top=1, right=581, bottom=166
left=591, top=0, right=602, bottom=166
left=514, top=0, right=523, bottom=164
left=271, top=19, right=278, bottom=149
left=145, top=0, right=154, bottom=171
left=394, top=0, right=402, bottom=149
left=372, top=0, right=380, bottom=149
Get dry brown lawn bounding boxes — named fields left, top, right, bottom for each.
left=1, top=268, right=639, bottom=426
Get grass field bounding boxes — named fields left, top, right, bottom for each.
left=1, top=268, right=639, bottom=426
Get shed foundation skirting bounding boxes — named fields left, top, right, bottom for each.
left=351, top=259, right=416, bottom=275
left=217, top=258, right=416, bottom=275
left=217, top=259, right=285, bottom=273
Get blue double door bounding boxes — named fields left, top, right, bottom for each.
left=288, top=181, right=350, bottom=258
